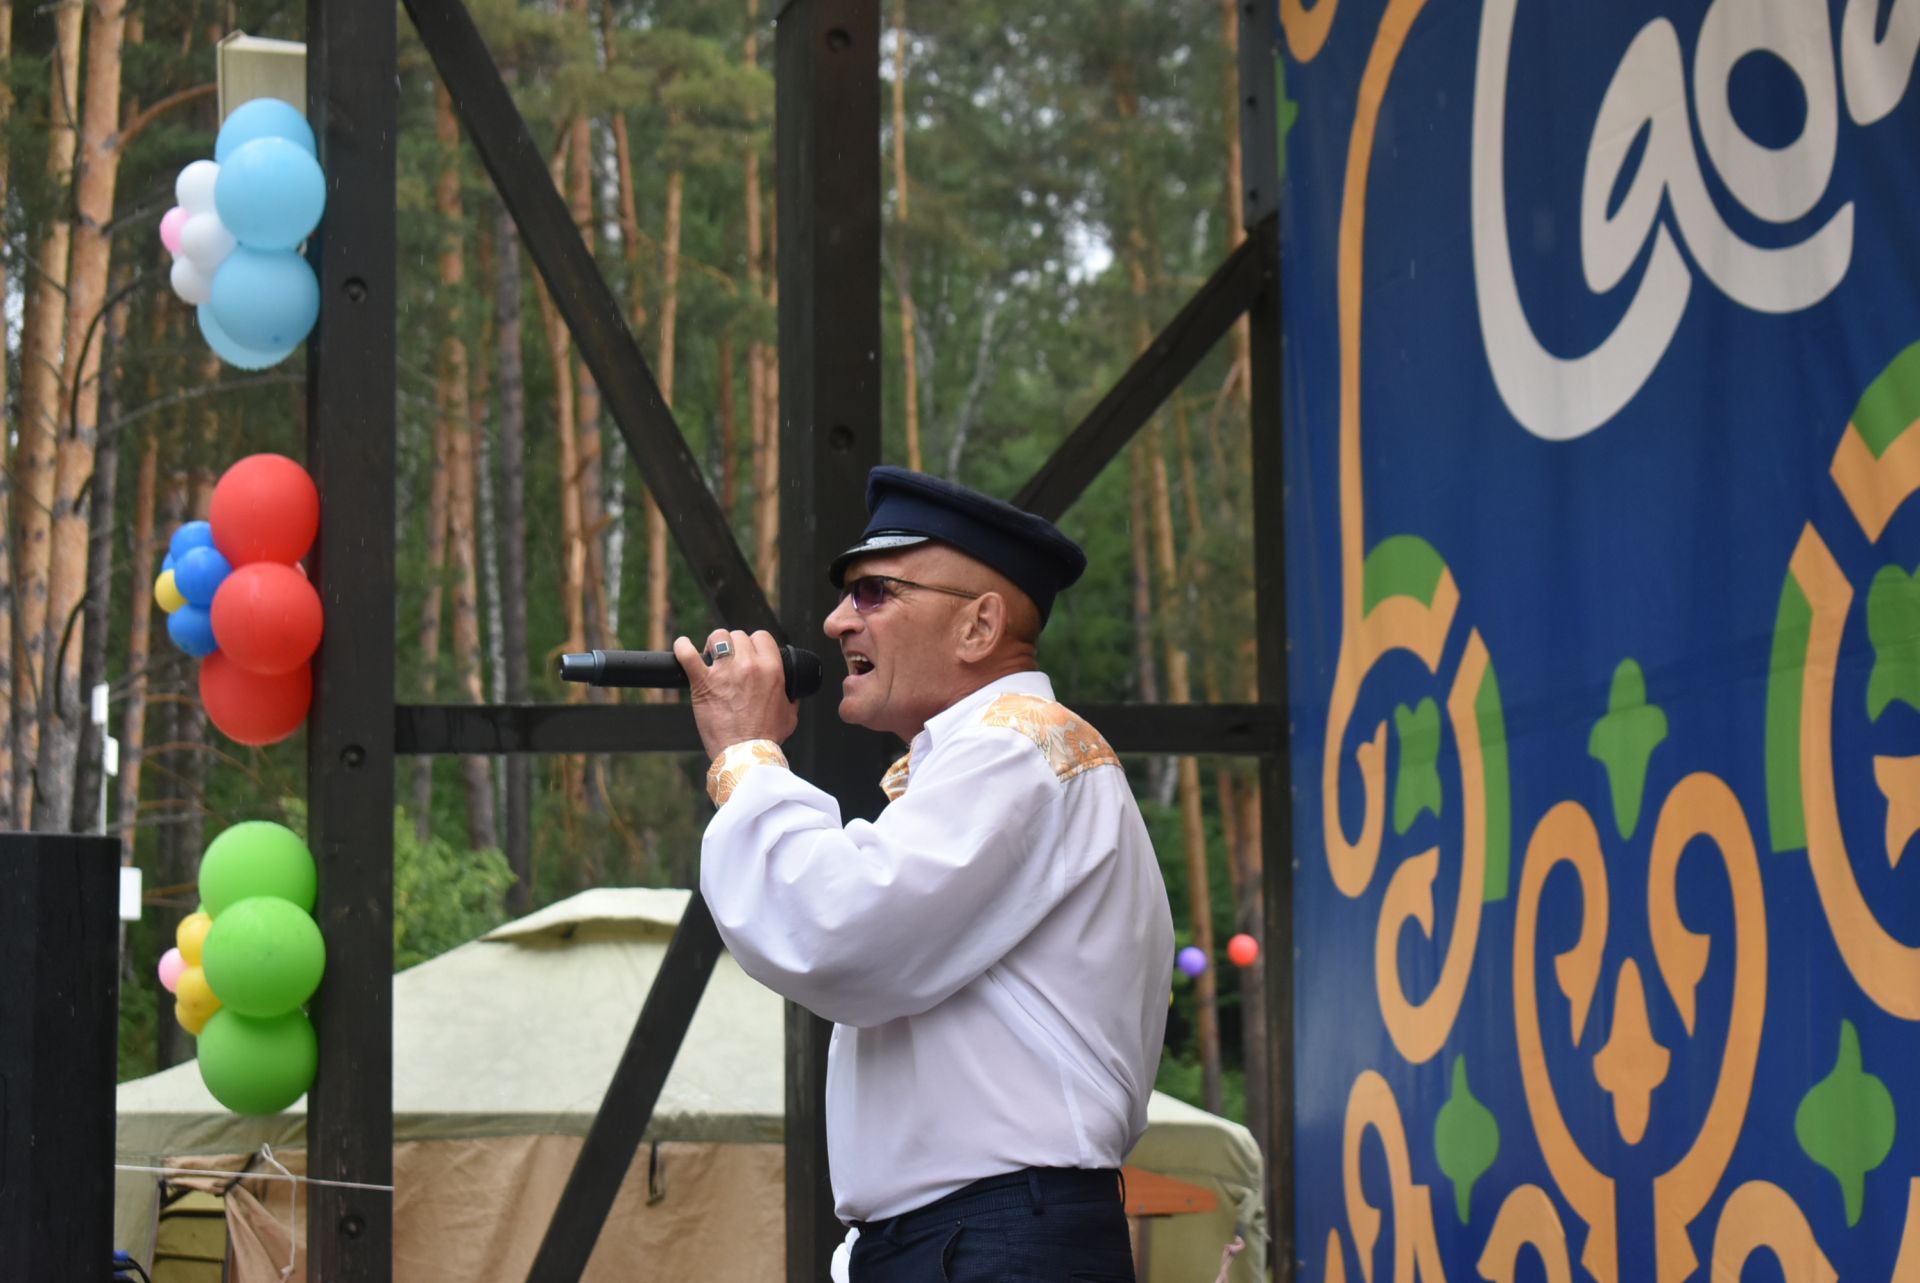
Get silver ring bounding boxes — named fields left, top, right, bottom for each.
left=711, top=639, right=734, bottom=658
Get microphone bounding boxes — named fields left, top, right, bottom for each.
left=556, top=645, right=824, bottom=700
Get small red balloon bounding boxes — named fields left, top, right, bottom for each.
left=211, top=562, right=323, bottom=675
left=1227, top=933, right=1260, bottom=968
left=200, top=652, right=312, bottom=746
left=210, top=454, right=319, bottom=566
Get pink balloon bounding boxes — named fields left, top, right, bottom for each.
left=160, top=206, right=189, bottom=257
left=158, top=946, right=186, bottom=993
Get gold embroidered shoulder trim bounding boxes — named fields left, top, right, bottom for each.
left=706, top=739, right=790, bottom=806
left=879, top=752, right=913, bottom=801
left=980, top=694, right=1118, bottom=783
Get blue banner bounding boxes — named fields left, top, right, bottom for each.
left=1280, top=1, right=1920, bottom=1279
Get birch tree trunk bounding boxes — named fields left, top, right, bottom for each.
left=433, top=83, right=497, bottom=853
left=70, top=263, right=133, bottom=834
left=1219, top=0, right=1251, bottom=396
left=567, top=100, right=612, bottom=653
left=644, top=163, right=684, bottom=670
left=0, top=0, right=16, bottom=829
left=718, top=334, right=738, bottom=515
left=118, top=435, right=159, bottom=857
left=413, top=89, right=457, bottom=841
left=607, top=82, right=650, bottom=646
left=472, top=220, right=506, bottom=835
left=538, top=136, right=588, bottom=683
left=13, top=0, right=87, bottom=827
left=494, top=201, right=534, bottom=911
left=149, top=472, right=187, bottom=1070
left=889, top=0, right=921, bottom=470
left=46, top=0, right=131, bottom=830
left=744, top=0, right=778, bottom=599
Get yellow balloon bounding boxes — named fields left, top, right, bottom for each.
left=176, top=911, right=213, bottom=966
left=154, top=568, right=186, bottom=614
left=176, top=964, right=221, bottom=1013
left=175, top=998, right=212, bottom=1037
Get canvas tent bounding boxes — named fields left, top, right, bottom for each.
left=116, top=888, right=1266, bottom=1281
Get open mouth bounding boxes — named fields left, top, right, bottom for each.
left=845, top=653, right=875, bottom=677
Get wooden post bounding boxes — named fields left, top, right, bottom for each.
left=1237, top=0, right=1295, bottom=1276
left=776, top=0, right=886, bottom=1276
left=0, top=833, right=120, bottom=1279
left=306, top=0, right=399, bottom=1273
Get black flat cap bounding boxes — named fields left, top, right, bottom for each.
left=829, top=466, right=1087, bottom=624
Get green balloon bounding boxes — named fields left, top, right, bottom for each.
left=202, top=896, right=326, bottom=1017
left=196, top=1009, right=317, bottom=1116
left=198, top=820, right=316, bottom=915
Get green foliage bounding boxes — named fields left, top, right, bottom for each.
left=392, top=810, right=517, bottom=971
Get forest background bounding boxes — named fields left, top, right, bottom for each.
left=1, top=0, right=1283, bottom=1140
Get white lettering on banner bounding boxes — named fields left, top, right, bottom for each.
left=1842, top=0, right=1920, bottom=124
left=1470, top=0, right=1917, bottom=442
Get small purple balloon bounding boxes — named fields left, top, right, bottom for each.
left=1176, top=946, right=1208, bottom=978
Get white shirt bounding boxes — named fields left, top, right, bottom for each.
left=700, top=671, right=1174, bottom=1223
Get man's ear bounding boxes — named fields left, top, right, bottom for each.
left=956, top=591, right=1006, bottom=659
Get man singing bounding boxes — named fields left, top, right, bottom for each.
left=675, top=466, right=1173, bottom=1282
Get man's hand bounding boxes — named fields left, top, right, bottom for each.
left=674, top=629, right=800, bottom=760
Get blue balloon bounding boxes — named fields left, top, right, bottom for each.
left=174, top=545, right=232, bottom=607
left=214, top=138, right=325, bottom=251
left=208, top=250, right=319, bottom=353
left=161, top=552, right=176, bottom=574
left=168, top=604, right=220, bottom=658
left=197, top=304, right=298, bottom=372
left=215, top=97, right=316, bottom=163
left=169, top=521, right=216, bottom=562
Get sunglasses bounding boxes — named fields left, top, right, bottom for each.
left=842, top=574, right=982, bottom=613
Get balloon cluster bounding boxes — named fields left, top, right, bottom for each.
left=159, top=98, right=325, bottom=370
left=156, top=821, right=325, bottom=1116
left=149, top=454, right=323, bottom=746
left=1174, top=933, right=1261, bottom=979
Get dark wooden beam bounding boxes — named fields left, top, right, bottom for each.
left=306, top=0, right=398, bottom=1273
left=394, top=701, right=1279, bottom=758
left=394, top=703, right=704, bottom=756
left=1084, top=703, right=1282, bottom=756
left=1239, top=0, right=1293, bottom=1275
left=1014, top=231, right=1272, bottom=523
left=402, top=0, right=777, bottom=635
left=775, top=1, right=889, bottom=1277
left=0, top=834, right=118, bottom=1281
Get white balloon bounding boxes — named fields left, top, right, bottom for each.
left=179, top=212, right=237, bottom=272
left=175, top=160, right=221, bottom=215
left=170, top=255, right=214, bottom=305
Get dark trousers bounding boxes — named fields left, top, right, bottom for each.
left=850, top=1167, right=1136, bottom=1283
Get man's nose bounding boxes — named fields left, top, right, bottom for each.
left=823, top=594, right=859, bottom=637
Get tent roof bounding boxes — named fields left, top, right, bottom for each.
left=118, top=888, right=1257, bottom=1195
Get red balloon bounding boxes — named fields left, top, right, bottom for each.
left=210, top=454, right=319, bottom=566
left=200, top=652, right=312, bottom=746
left=211, top=563, right=323, bottom=675
left=1227, top=933, right=1260, bottom=968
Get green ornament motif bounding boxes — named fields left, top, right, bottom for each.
left=1866, top=563, right=1920, bottom=721
left=1434, top=1056, right=1500, bottom=1224
left=1796, top=1020, right=1897, bottom=1227
left=1393, top=698, right=1443, bottom=835
left=1588, top=659, right=1668, bottom=840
